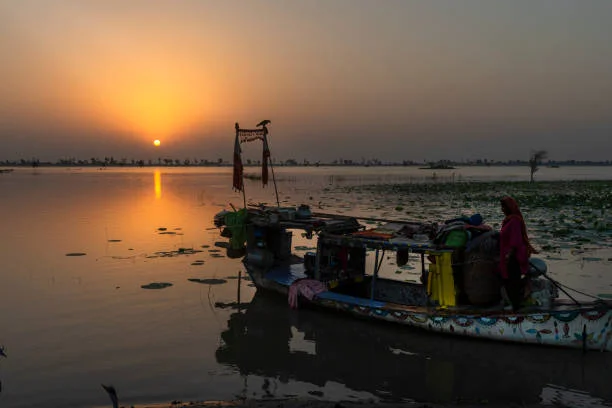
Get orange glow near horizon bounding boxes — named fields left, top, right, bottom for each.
left=92, top=75, right=214, bottom=141
left=0, top=3, right=229, bottom=144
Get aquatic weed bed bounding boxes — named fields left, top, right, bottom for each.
left=332, top=180, right=612, bottom=253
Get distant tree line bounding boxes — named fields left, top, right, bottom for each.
left=1, top=155, right=612, bottom=168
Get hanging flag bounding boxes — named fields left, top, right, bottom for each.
left=262, top=128, right=270, bottom=186
left=233, top=132, right=243, bottom=191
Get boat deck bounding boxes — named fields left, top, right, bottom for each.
left=262, top=262, right=606, bottom=315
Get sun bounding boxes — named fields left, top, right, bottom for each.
left=153, top=139, right=161, bottom=147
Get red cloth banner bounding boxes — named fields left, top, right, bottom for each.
left=233, top=133, right=243, bottom=191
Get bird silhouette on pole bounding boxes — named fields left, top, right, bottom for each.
left=256, top=120, right=271, bottom=127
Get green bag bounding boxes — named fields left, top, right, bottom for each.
left=444, top=230, right=468, bottom=248
left=225, top=208, right=248, bottom=249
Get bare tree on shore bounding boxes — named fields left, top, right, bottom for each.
left=529, top=150, right=547, bottom=183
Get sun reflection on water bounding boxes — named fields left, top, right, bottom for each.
left=154, top=170, right=162, bottom=199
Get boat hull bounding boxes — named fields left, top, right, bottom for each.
left=246, top=266, right=612, bottom=351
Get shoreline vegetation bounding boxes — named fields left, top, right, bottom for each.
left=0, top=159, right=611, bottom=168
left=130, top=398, right=551, bottom=408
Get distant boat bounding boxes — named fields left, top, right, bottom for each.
left=549, top=165, right=560, bottom=168
left=0, top=169, right=14, bottom=174
left=419, top=164, right=455, bottom=170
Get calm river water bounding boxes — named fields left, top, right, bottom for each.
left=1, top=166, right=611, bottom=408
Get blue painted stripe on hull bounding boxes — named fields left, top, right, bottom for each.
left=265, top=264, right=308, bottom=286
left=316, top=291, right=387, bottom=309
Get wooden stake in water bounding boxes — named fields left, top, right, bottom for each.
left=268, top=154, right=280, bottom=207
left=237, top=269, right=242, bottom=313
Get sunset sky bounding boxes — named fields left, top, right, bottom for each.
left=1, top=0, right=612, bottom=162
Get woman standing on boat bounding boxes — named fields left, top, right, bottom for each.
left=500, top=196, right=537, bottom=311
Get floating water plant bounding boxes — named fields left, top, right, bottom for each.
left=141, top=282, right=173, bottom=289
left=344, top=180, right=612, bottom=255
left=214, top=301, right=250, bottom=309
left=153, top=248, right=203, bottom=257
left=188, top=278, right=227, bottom=285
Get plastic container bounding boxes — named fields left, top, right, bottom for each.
left=296, top=205, right=312, bottom=219
left=304, top=252, right=317, bottom=274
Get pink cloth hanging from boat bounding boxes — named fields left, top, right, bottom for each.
left=288, top=279, right=327, bottom=309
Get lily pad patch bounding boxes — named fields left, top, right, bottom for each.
left=153, top=248, right=203, bottom=257
left=214, top=301, right=250, bottom=309
left=141, top=282, right=173, bottom=289
left=188, top=278, right=227, bottom=285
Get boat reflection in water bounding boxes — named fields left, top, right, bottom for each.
left=216, top=292, right=612, bottom=406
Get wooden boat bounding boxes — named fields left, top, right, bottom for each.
left=215, top=206, right=612, bottom=352
left=221, top=122, right=612, bottom=351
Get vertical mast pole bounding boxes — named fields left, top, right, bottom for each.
left=236, top=124, right=247, bottom=209
left=269, top=153, right=280, bottom=208
left=263, top=125, right=280, bottom=207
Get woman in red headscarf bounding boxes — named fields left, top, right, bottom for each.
left=499, top=196, right=537, bottom=310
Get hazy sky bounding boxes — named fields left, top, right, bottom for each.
left=1, top=0, right=612, bottom=162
